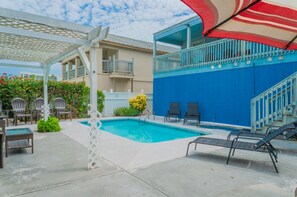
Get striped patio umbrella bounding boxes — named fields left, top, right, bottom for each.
left=181, top=0, right=297, bottom=50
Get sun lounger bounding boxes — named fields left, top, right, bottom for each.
left=186, top=123, right=296, bottom=173
left=226, top=122, right=297, bottom=140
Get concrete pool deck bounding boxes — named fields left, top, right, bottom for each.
left=61, top=117, right=231, bottom=170
left=1, top=118, right=297, bottom=196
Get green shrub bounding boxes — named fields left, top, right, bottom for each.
left=37, top=117, right=61, bottom=132
left=129, top=94, right=147, bottom=112
left=0, top=74, right=105, bottom=118
left=114, top=107, right=140, bottom=116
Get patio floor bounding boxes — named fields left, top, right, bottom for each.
left=1, top=120, right=297, bottom=197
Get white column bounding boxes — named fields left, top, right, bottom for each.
left=153, top=40, right=157, bottom=58
left=90, top=47, right=98, bottom=110
left=88, top=46, right=101, bottom=169
left=75, top=58, right=79, bottom=78
left=153, top=41, right=157, bottom=72
left=187, top=25, right=191, bottom=49
left=43, top=65, right=50, bottom=121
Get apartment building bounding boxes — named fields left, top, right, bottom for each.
left=62, top=34, right=176, bottom=92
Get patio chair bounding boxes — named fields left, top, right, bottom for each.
left=183, top=102, right=200, bottom=126
left=0, top=100, right=9, bottom=126
left=54, top=98, right=72, bottom=120
left=11, top=98, right=33, bottom=126
left=164, top=102, right=181, bottom=122
left=186, top=123, right=296, bottom=173
left=33, top=98, right=44, bottom=121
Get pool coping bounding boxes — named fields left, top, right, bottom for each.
left=80, top=118, right=211, bottom=143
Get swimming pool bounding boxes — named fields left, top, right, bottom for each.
left=81, top=119, right=206, bottom=143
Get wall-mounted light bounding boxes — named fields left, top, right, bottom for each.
left=218, top=64, right=222, bottom=68
left=246, top=60, right=251, bottom=64
left=211, top=65, right=215, bottom=69
left=278, top=56, right=284, bottom=60
left=267, top=57, right=272, bottom=62
left=234, top=62, right=238, bottom=66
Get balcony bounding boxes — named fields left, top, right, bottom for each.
left=63, top=72, right=67, bottom=80
left=154, top=39, right=296, bottom=73
left=102, top=60, right=134, bottom=79
left=69, top=70, right=75, bottom=79
left=77, top=66, right=85, bottom=77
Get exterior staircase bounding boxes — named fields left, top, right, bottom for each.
left=251, top=71, right=297, bottom=132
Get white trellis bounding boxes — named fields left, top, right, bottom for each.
left=0, top=7, right=109, bottom=169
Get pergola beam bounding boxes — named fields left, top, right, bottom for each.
left=44, top=46, right=80, bottom=66
left=0, top=61, right=42, bottom=69
left=0, top=7, right=92, bottom=34
left=77, top=47, right=91, bottom=74
left=0, top=26, right=90, bottom=46
left=91, top=27, right=110, bottom=46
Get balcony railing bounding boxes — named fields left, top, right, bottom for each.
left=102, top=60, right=133, bottom=75
left=154, top=39, right=296, bottom=73
left=63, top=72, right=68, bottom=80
left=77, top=66, right=85, bottom=77
left=69, top=69, right=75, bottom=79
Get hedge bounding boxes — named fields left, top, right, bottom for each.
left=0, top=74, right=104, bottom=118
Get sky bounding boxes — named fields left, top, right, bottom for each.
left=0, top=0, right=195, bottom=80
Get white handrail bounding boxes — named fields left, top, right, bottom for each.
left=251, top=71, right=297, bottom=131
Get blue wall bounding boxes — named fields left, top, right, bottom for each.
left=153, top=61, right=297, bottom=126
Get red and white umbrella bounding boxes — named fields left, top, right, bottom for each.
left=181, top=0, right=297, bottom=50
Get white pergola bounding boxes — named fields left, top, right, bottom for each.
left=0, top=8, right=109, bottom=169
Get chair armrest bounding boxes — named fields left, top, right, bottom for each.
left=265, top=126, right=280, bottom=135
left=236, top=131, right=266, bottom=139
left=232, top=131, right=266, bottom=144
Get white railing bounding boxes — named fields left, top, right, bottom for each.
left=251, top=71, right=297, bottom=132
left=77, top=66, right=85, bottom=77
left=69, top=69, right=75, bottom=79
left=154, top=39, right=296, bottom=73
left=63, top=72, right=68, bottom=80
left=102, top=60, right=133, bottom=75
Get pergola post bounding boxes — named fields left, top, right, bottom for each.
left=43, top=65, right=51, bottom=120
left=87, top=46, right=101, bottom=169
left=77, top=27, right=109, bottom=169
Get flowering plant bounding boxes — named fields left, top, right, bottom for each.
left=129, top=94, right=147, bottom=112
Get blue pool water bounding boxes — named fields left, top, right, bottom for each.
left=81, top=119, right=206, bottom=143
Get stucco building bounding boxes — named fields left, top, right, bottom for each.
left=62, top=34, right=175, bottom=92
